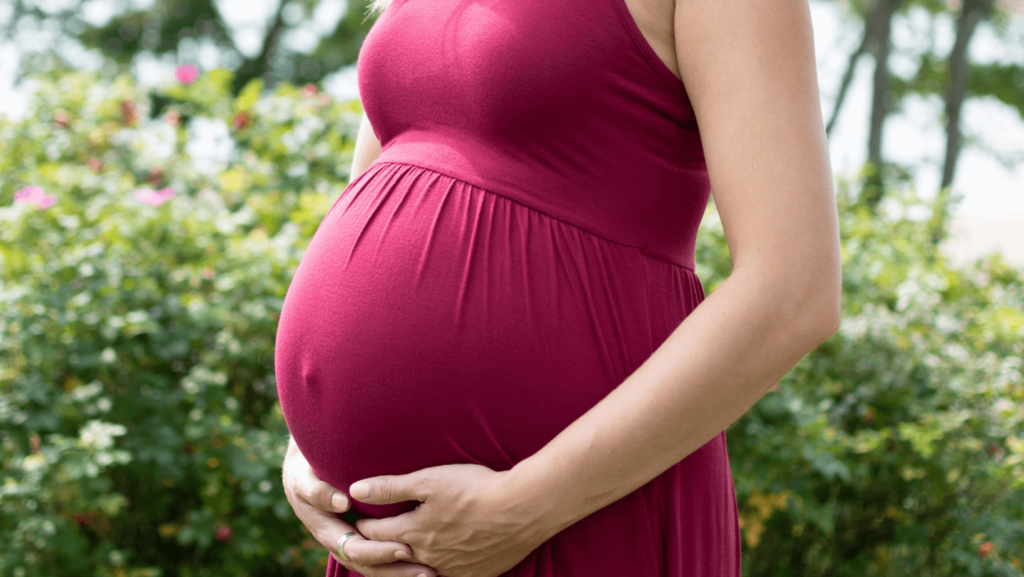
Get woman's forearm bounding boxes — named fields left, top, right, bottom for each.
left=501, top=265, right=840, bottom=541
left=350, top=112, right=382, bottom=180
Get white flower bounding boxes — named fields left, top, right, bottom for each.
left=79, top=420, right=128, bottom=451
left=110, top=120, right=177, bottom=167
left=185, top=117, right=236, bottom=175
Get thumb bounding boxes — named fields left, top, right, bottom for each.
left=349, top=472, right=429, bottom=505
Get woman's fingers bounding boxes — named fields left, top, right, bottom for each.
left=283, top=446, right=349, bottom=512
left=341, top=534, right=418, bottom=566
left=330, top=531, right=437, bottom=577
left=353, top=564, right=434, bottom=577
left=300, top=472, right=350, bottom=513
left=281, top=444, right=432, bottom=576
left=284, top=452, right=350, bottom=512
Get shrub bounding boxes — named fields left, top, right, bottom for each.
left=1, top=67, right=357, bottom=576
left=705, top=184, right=1024, bottom=576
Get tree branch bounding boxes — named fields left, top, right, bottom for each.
left=826, top=28, right=870, bottom=137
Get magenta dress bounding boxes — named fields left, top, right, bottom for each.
left=274, top=0, right=741, bottom=574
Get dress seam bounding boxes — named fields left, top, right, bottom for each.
left=369, top=159, right=697, bottom=272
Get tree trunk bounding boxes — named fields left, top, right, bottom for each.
left=231, top=0, right=289, bottom=95
left=940, top=0, right=995, bottom=190
left=861, top=0, right=903, bottom=209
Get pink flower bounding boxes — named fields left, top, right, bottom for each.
left=14, top=186, right=57, bottom=209
left=134, top=187, right=175, bottom=206
left=175, top=64, right=199, bottom=85
left=215, top=524, right=233, bottom=542
left=300, top=83, right=319, bottom=98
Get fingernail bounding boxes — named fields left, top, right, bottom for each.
left=394, top=550, right=410, bottom=559
left=331, top=493, right=347, bottom=511
left=350, top=481, right=370, bottom=500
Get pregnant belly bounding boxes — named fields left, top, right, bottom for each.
left=274, top=162, right=703, bottom=519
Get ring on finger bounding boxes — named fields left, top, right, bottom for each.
left=336, top=532, right=358, bottom=562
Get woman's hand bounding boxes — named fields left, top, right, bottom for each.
left=282, top=439, right=439, bottom=577
left=350, top=464, right=550, bottom=577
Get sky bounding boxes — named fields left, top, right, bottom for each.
left=810, top=1, right=1024, bottom=220
left=1, top=0, right=1022, bottom=226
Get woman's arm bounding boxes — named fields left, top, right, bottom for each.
left=497, top=0, right=841, bottom=541
left=351, top=110, right=383, bottom=180
left=349, top=0, right=840, bottom=573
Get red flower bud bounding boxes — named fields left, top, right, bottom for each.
left=88, top=158, right=103, bottom=173
left=29, top=434, right=40, bottom=454
left=301, top=83, right=319, bottom=98
left=54, top=110, right=70, bottom=129
left=121, top=100, right=138, bottom=127
left=164, top=111, right=181, bottom=127
left=73, top=512, right=95, bottom=527
left=978, top=541, right=994, bottom=557
left=215, top=524, right=233, bottom=542
left=149, top=167, right=164, bottom=186
left=231, top=111, right=251, bottom=131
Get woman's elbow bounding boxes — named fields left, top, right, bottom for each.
left=795, top=270, right=842, bottom=349
left=734, top=253, right=842, bottom=351
left=812, top=287, right=842, bottom=343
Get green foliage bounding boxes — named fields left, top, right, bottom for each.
left=1, top=67, right=360, bottom=576
left=1, top=65, right=1022, bottom=577
left=699, top=183, right=1024, bottom=576
left=899, top=54, right=1024, bottom=123
left=969, top=63, right=1024, bottom=122
left=5, top=0, right=378, bottom=96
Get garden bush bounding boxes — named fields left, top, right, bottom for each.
left=1, top=66, right=1022, bottom=576
left=699, top=183, right=1024, bottom=576
left=1, top=67, right=358, bottom=576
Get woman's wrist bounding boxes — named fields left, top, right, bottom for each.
left=495, top=453, right=583, bottom=546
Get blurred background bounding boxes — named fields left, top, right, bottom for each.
left=1, top=0, right=1022, bottom=263
left=0, top=0, right=1021, bottom=576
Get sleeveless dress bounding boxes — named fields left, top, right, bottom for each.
left=274, top=0, right=742, bottom=574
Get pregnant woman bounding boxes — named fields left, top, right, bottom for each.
left=274, top=0, right=840, bottom=573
